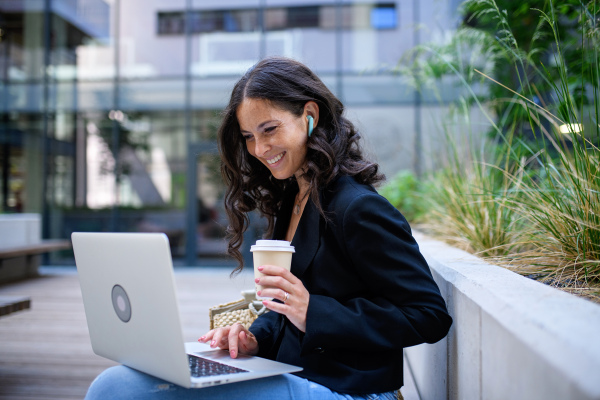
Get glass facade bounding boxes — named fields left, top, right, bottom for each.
left=0, top=0, right=460, bottom=266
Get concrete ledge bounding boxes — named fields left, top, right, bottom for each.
left=407, top=232, right=600, bottom=400
left=0, top=214, right=41, bottom=250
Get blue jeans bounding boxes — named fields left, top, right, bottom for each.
left=85, top=366, right=399, bottom=400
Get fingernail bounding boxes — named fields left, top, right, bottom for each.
left=258, top=266, right=264, bottom=271
left=199, top=336, right=205, bottom=341
left=211, top=340, right=216, bottom=346
left=254, top=278, right=260, bottom=283
left=256, top=290, right=261, bottom=296
left=230, top=350, right=236, bottom=358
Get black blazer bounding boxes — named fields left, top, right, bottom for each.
left=249, top=175, right=452, bottom=395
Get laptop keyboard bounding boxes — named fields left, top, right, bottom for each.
left=188, top=354, right=249, bottom=378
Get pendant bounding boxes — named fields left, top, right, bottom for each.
left=294, top=204, right=301, bottom=215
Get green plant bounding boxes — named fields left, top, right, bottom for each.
left=393, top=13, right=531, bottom=258
left=461, top=0, right=592, bottom=143
left=398, top=0, right=600, bottom=299
left=493, top=1, right=600, bottom=293
left=423, top=119, right=529, bottom=257
left=379, top=170, right=429, bottom=223
left=508, top=142, right=600, bottom=291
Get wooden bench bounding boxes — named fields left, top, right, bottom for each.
left=0, top=295, right=31, bottom=318
left=0, top=239, right=71, bottom=284
left=0, top=239, right=70, bottom=316
left=0, top=239, right=71, bottom=260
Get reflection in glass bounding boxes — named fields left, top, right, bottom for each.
left=196, top=152, right=227, bottom=258
left=1, top=0, right=459, bottom=265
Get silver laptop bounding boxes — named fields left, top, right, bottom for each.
left=72, top=232, right=301, bottom=389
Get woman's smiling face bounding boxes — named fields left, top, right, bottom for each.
left=237, top=98, right=313, bottom=182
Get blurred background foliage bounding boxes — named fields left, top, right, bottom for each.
left=381, top=0, right=600, bottom=301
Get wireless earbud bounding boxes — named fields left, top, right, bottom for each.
left=307, top=115, right=314, bottom=137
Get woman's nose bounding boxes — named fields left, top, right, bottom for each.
left=254, top=136, right=270, bottom=157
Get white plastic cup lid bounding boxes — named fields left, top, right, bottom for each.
left=250, top=240, right=295, bottom=253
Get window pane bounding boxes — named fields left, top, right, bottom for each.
left=265, top=8, right=287, bottom=31
left=224, top=9, right=259, bottom=32
left=287, top=6, right=319, bottom=28
left=371, top=4, right=397, bottom=30
left=157, top=12, right=185, bottom=35
left=192, top=11, right=224, bottom=33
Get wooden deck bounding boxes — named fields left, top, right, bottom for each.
left=0, top=267, right=419, bottom=400
left=0, top=267, right=255, bottom=400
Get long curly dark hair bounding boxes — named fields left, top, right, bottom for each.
left=218, top=57, right=384, bottom=274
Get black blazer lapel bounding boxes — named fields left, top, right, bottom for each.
left=290, top=197, right=320, bottom=279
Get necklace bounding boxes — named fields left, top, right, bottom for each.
left=293, top=190, right=308, bottom=215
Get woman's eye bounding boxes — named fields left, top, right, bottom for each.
left=243, top=135, right=254, bottom=141
left=264, top=126, right=276, bottom=134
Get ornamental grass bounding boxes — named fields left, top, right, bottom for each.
left=383, top=0, right=600, bottom=301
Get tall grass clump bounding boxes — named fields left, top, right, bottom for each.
left=425, top=136, right=529, bottom=258
left=476, top=0, right=600, bottom=296
left=398, top=0, right=600, bottom=300
left=497, top=2, right=600, bottom=294
left=391, top=4, right=533, bottom=258
left=419, top=95, right=529, bottom=257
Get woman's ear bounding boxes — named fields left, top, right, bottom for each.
left=304, top=101, right=319, bottom=129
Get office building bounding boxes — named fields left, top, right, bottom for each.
left=0, top=0, right=461, bottom=264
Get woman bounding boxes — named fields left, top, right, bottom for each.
left=85, top=57, right=451, bottom=399
left=202, top=56, right=451, bottom=394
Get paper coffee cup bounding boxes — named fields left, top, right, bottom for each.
left=250, top=240, right=295, bottom=294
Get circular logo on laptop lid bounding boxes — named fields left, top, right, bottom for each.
left=111, top=284, right=132, bottom=323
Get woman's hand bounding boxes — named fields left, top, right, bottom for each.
left=256, top=264, right=310, bottom=332
left=198, top=323, right=259, bottom=359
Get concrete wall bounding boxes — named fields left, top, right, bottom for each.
left=407, top=232, right=600, bottom=400
left=0, top=214, right=41, bottom=250
left=0, top=214, right=42, bottom=283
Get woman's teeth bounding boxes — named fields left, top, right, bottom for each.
left=267, top=153, right=284, bottom=164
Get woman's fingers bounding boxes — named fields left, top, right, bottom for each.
left=239, top=329, right=259, bottom=356
left=228, top=323, right=259, bottom=358
left=198, top=327, right=230, bottom=349
left=211, top=328, right=229, bottom=349
left=227, top=323, right=244, bottom=358
left=261, top=295, right=308, bottom=333
left=198, top=329, right=217, bottom=344
left=257, top=287, right=290, bottom=304
left=258, top=265, right=299, bottom=284
left=254, top=265, right=310, bottom=333
left=198, top=325, right=259, bottom=358
left=255, top=266, right=296, bottom=295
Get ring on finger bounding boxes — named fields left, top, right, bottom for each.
left=283, top=291, right=289, bottom=303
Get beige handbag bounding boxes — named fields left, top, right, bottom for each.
left=209, top=289, right=269, bottom=330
